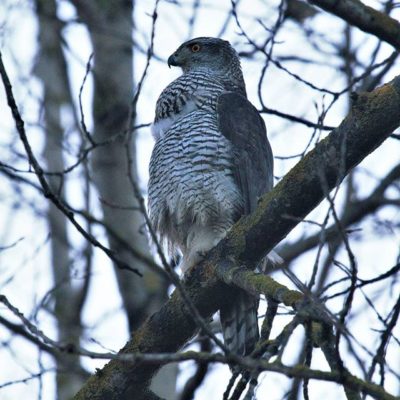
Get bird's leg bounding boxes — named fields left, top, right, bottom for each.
left=181, top=225, right=227, bottom=273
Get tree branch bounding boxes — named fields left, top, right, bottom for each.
left=0, top=315, right=57, bottom=357
left=74, top=76, right=400, bottom=399
left=280, top=163, right=400, bottom=263
left=308, top=0, right=400, bottom=50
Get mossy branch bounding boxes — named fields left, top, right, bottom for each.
left=76, top=349, right=397, bottom=400
left=74, top=77, right=400, bottom=400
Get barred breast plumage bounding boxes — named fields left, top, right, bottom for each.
left=149, top=110, right=242, bottom=270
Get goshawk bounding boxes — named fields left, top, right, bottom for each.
left=148, top=37, right=274, bottom=356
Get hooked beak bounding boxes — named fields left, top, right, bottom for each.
left=167, top=53, right=179, bottom=68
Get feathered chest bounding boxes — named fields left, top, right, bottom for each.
left=151, top=71, right=227, bottom=140
left=148, top=110, right=242, bottom=235
left=149, top=111, right=236, bottom=191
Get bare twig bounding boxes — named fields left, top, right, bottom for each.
left=0, top=51, right=141, bottom=277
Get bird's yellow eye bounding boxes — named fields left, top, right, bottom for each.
left=191, top=44, right=201, bottom=52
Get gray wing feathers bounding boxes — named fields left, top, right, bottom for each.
left=217, top=92, right=273, bottom=356
left=217, top=92, right=273, bottom=214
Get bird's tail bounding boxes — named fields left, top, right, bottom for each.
left=220, top=290, right=259, bottom=356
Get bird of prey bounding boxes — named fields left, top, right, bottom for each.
left=148, top=37, right=274, bottom=356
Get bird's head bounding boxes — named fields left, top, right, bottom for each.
left=167, top=37, right=241, bottom=74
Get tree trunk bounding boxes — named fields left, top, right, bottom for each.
left=72, top=1, right=176, bottom=397
left=35, top=1, right=87, bottom=398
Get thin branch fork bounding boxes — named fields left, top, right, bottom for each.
left=73, top=76, right=400, bottom=399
